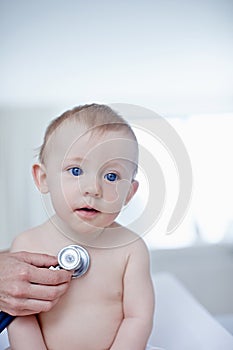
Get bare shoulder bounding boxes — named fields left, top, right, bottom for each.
left=106, top=222, right=149, bottom=255
left=11, top=221, right=49, bottom=253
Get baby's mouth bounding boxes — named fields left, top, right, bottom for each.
left=75, top=206, right=100, bottom=218
left=79, top=207, right=99, bottom=213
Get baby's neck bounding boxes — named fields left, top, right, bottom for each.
left=49, top=214, right=106, bottom=246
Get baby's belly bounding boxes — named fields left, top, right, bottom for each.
left=39, top=301, right=123, bottom=350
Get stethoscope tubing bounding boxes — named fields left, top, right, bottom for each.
left=0, top=312, right=15, bottom=333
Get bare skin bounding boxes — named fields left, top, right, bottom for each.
left=8, top=220, right=154, bottom=350
left=0, top=251, right=72, bottom=316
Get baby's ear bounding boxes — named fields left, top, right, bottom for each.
left=32, top=163, right=49, bottom=194
left=125, top=179, right=139, bottom=205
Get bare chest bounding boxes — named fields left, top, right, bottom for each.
left=39, top=250, right=127, bottom=349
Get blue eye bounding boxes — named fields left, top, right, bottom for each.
left=104, top=173, right=119, bottom=182
left=68, top=167, right=83, bottom=177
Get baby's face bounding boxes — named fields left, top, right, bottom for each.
left=43, top=121, right=138, bottom=234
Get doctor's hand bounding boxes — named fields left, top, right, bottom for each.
left=0, top=251, right=72, bottom=316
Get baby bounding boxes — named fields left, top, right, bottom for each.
left=8, top=104, right=155, bottom=350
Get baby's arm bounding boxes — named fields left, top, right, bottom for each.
left=110, top=239, right=155, bottom=350
left=8, top=315, right=47, bottom=350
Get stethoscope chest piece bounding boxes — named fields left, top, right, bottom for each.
left=57, top=245, right=90, bottom=278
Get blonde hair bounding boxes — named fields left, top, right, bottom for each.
left=39, top=103, right=138, bottom=165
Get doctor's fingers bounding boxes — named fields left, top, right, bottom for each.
left=25, top=264, right=72, bottom=286
left=28, top=280, right=71, bottom=301
left=1, top=296, right=60, bottom=316
left=12, top=251, right=59, bottom=269
left=2, top=281, right=70, bottom=316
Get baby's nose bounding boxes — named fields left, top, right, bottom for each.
left=82, top=178, right=102, bottom=198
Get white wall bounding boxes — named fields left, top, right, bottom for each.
left=0, top=107, right=57, bottom=248
left=1, top=0, right=232, bottom=115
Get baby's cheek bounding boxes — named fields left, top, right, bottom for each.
left=116, top=179, right=132, bottom=201
left=104, top=185, right=118, bottom=202
left=63, top=188, right=78, bottom=207
left=51, top=183, right=74, bottom=208
left=103, top=180, right=131, bottom=212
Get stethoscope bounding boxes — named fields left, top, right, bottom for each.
left=50, top=245, right=90, bottom=278
left=0, top=245, right=90, bottom=333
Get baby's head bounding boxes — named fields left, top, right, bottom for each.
left=39, top=103, right=138, bottom=169
left=33, top=104, right=139, bottom=235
